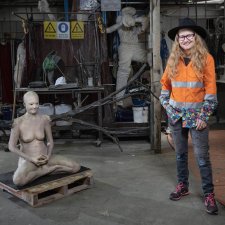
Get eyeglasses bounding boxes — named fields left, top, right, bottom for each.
left=177, top=33, right=195, bottom=42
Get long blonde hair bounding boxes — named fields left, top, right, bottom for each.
left=167, top=33, right=208, bottom=79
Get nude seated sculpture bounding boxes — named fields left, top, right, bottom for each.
left=8, top=91, right=80, bottom=186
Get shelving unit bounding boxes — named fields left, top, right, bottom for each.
left=9, top=10, right=106, bottom=143
left=15, top=87, right=104, bottom=142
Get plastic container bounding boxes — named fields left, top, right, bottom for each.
left=38, top=103, right=54, bottom=116
left=55, top=104, right=72, bottom=126
left=115, top=107, right=133, bottom=122
left=132, top=106, right=149, bottom=123
left=1, top=105, right=12, bottom=121
left=88, top=77, right=94, bottom=87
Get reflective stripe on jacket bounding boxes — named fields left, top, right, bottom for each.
left=160, top=53, right=217, bottom=110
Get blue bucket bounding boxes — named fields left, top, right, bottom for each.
left=132, top=98, right=146, bottom=107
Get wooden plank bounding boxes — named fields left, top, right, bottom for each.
left=25, top=170, right=92, bottom=193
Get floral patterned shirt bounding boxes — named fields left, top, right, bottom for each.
left=160, top=94, right=217, bottom=128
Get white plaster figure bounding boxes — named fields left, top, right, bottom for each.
left=8, top=91, right=80, bottom=186
left=106, top=7, right=149, bottom=106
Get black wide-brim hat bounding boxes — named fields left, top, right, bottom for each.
left=168, top=17, right=207, bottom=41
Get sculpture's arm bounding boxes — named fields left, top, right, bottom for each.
left=44, top=115, right=54, bottom=159
left=135, top=15, right=149, bottom=32
left=8, top=119, right=33, bottom=162
left=106, top=18, right=123, bottom=34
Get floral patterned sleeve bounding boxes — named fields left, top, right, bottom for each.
left=198, top=100, right=218, bottom=122
left=199, top=54, right=218, bottom=122
left=159, top=94, right=170, bottom=109
left=160, top=66, right=171, bottom=109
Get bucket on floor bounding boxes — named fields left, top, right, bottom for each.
left=55, top=104, right=72, bottom=126
left=132, top=106, right=148, bottom=123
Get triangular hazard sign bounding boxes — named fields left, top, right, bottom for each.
left=45, top=23, right=56, bottom=33
left=72, top=23, right=83, bottom=33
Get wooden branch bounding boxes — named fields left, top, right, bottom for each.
left=50, top=63, right=148, bottom=151
left=51, top=64, right=148, bottom=121
left=68, top=118, right=123, bottom=152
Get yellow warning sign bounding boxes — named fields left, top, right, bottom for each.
left=44, top=21, right=57, bottom=39
left=71, top=21, right=84, bottom=39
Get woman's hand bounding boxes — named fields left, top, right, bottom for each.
left=196, top=118, right=207, bottom=130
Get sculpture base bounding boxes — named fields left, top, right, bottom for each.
left=0, top=166, right=93, bottom=207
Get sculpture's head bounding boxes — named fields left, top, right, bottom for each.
left=120, top=7, right=137, bottom=28
left=121, top=7, right=136, bottom=17
left=23, top=91, right=39, bottom=115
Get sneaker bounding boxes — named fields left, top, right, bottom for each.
left=169, top=182, right=189, bottom=201
left=204, top=193, right=218, bottom=215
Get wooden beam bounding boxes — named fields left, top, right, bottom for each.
left=149, top=0, right=161, bottom=153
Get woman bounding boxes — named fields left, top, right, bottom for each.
left=8, top=91, right=80, bottom=186
left=160, top=18, right=218, bottom=215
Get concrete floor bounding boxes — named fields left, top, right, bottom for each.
left=0, top=135, right=225, bottom=225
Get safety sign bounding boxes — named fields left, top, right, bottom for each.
left=57, top=22, right=70, bottom=39
left=44, top=21, right=70, bottom=40
left=44, top=21, right=57, bottom=39
left=71, top=21, right=84, bottom=39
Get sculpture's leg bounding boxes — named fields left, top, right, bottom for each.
left=116, top=45, right=133, bottom=106
left=13, top=156, right=80, bottom=186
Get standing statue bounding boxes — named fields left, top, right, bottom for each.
left=8, top=91, right=80, bottom=186
left=106, top=7, right=149, bottom=107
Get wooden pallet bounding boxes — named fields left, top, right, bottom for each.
left=0, top=169, right=93, bottom=207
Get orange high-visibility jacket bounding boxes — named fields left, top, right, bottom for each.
left=160, top=53, right=217, bottom=110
